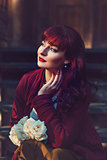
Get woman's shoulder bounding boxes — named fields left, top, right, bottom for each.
left=17, top=68, right=44, bottom=89
left=21, top=68, right=44, bottom=81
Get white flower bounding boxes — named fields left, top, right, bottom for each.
left=33, top=120, right=48, bottom=141
left=23, top=118, right=34, bottom=139
left=23, top=118, right=35, bottom=132
left=9, top=116, right=29, bottom=146
left=9, top=124, right=21, bottom=146
left=23, top=119, right=48, bottom=141
left=18, top=116, right=28, bottom=126
left=32, top=120, right=47, bottom=136
left=9, top=116, right=48, bottom=146
left=9, top=133, right=21, bottom=146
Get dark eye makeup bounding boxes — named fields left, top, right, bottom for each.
left=41, top=42, right=45, bottom=46
left=50, top=48, right=58, bottom=53
left=40, top=41, right=59, bottom=53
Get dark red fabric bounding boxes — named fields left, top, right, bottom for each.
left=10, top=68, right=106, bottom=160
left=12, top=153, right=17, bottom=160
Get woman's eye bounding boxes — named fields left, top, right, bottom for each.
left=50, top=48, right=58, bottom=53
left=41, top=42, right=45, bottom=46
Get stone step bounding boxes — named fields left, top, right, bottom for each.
left=89, top=103, right=107, bottom=114
left=0, top=62, right=107, bottom=80
left=0, top=62, right=107, bottom=71
left=0, top=157, right=11, bottom=160
left=0, top=101, right=107, bottom=113
left=96, top=128, right=107, bottom=143
left=0, top=125, right=107, bottom=143
left=0, top=48, right=36, bottom=63
left=0, top=62, right=37, bottom=70
left=0, top=80, right=107, bottom=102
left=0, top=48, right=107, bottom=63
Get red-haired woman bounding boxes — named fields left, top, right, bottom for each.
left=10, top=25, right=106, bottom=160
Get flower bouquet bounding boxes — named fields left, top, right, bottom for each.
left=9, top=109, right=48, bottom=146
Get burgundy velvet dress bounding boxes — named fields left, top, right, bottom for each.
left=10, top=68, right=106, bottom=160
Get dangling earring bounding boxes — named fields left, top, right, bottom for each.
left=64, top=62, right=72, bottom=70
left=64, top=59, right=71, bottom=69
left=64, top=64, right=68, bottom=68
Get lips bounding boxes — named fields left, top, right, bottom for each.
left=39, top=57, right=46, bottom=62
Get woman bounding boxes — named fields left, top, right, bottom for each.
left=10, top=25, right=106, bottom=160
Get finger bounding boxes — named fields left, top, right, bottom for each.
left=45, top=73, right=54, bottom=86
left=54, top=69, right=63, bottom=89
left=51, top=69, right=62, bottom=89
left=55, top=78, right=63, bottom=90
left=55, top=69, right=62, bottom=85
left=51, top=70, right=59, bottom=87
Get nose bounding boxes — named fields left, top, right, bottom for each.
left=40, top=47, right=48, bottom=56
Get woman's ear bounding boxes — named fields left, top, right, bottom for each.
left=64, top=59, right=71, bottom=64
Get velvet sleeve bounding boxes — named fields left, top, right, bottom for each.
left=9, top=74, right=29, bottom=127
left=31, top=83, right=92, bottom=148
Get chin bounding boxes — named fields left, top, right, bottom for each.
left=37, top=61, right=44, bottom=67
left=37, top=61, right=60, bottom=71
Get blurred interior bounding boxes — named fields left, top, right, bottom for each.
left=0, top=0, right=107, bottom=48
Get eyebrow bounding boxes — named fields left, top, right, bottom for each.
left=48, top=41, right=58, bottom=48
left=42, top=40, right=59, bottom=48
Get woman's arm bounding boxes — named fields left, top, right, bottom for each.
left=9, top=74, right=29, bottom=127
left=31, top=82, right=91, bottom=148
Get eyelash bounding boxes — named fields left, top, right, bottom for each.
left=41, top=42, right=45, bottom=46
left=50, top=48, right=58, bottom=53
left=41, top=43, right=58, bottom=53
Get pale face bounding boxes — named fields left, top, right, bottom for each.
left=37, top=41, right=67, bottom=72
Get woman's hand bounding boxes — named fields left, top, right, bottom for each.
left=38, top=69, right=63, bottom=96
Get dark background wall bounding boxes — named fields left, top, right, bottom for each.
left=0, top=0, right=107, bottom=48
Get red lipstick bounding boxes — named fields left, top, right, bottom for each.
left=39, top=57, right=46, bottom=62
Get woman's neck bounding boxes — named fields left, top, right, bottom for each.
left=45, top=69, right=57, bottom=83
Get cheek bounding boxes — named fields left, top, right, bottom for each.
left=48, top=56, right=64, bottom=64
left=37, top=46, right=43, bottom=55
left=37, top=48, right=41, bottom=55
